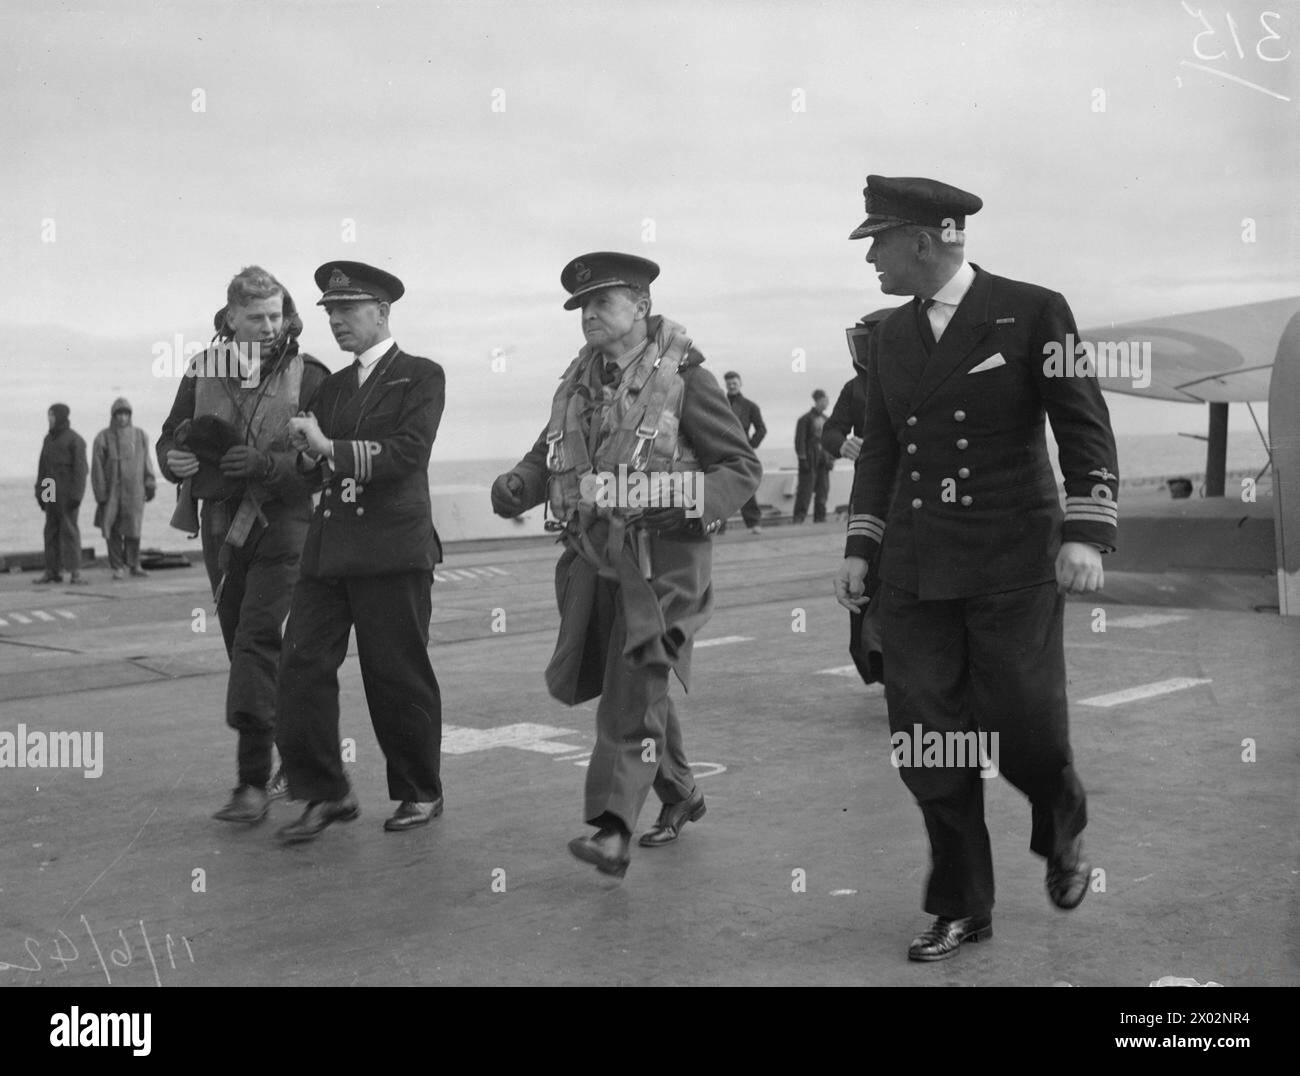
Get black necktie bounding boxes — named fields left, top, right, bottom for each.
left=917, top=298, right=937, bottom=354
left=600, top=359, right=620, bottom=387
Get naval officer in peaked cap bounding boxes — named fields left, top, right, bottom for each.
left=274, top=260, right=448, bottom=843
left=834, top=175, right=1119, bottom=960
left=490, top=251, right=760, bottom=879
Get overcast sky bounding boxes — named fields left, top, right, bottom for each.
left=2, top=0, right=1295, bottom=476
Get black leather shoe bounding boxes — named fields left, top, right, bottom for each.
left=276, top=792, right=360, bottom=844
left=567, top=828, right=631, bottom=878
left=1046, top=836, right=1091, bottom=910
left=638, top=788, right=706, bottom=847
left=212, top=784, right=269, bottom=824
left=383, top=797, right=444, bottom=832
left=907, top=915, right=993, bottom=962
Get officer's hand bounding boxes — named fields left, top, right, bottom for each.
left=288, top=413, right=331, bottom=456
left=490, top=472, right=526, bottom=517
left=166, top=449, right=200, bottom=478
left=219, top=445, right=266, bottom=478
left=835, top=556, right=871, bottom=612
left=1055, top=541, right=1104, bottom=594
left=841, top=435, right=862, bottom=461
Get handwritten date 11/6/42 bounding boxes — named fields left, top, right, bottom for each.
left=0, top=914, right=194, bottom=986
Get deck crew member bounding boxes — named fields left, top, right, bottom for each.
left=793, top=391, right=833, bottom=523
left=722, top=371, right=767, bottom=533
left=34, top=403, right=89, bottom=586
left=834, top=175, right=1119, bottom=960
left=275, top=261, right=446, bottom=843
left=157, top=267, right=329, bottom=824
left=491, top=252, right=761, bottom=878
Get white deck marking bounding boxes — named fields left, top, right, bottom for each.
left=695, top=635, right=752, bottom=648
left=487, top=566, right=509, bottom=576
left=690, top=762, right=728, bottom=778
left=33, top=610, right=56, bottom=622
left=55, top=609, right=77, bottom=620
left=441, top=721, right=584, bottom=755
left=0, top=618, right=7, bottom=627
left=1107, top=613, right=1189, bottom=629
left=10, top=613, right=32, bottom=624
left=1079, top=677, right=1213, bottom=708
left=819, top=664, right=860, bottom=676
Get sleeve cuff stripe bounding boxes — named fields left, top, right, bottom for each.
left=1065, top=511, right=1119, bottom=525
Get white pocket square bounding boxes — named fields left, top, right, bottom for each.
left=968, top=353, right=1006, bottom=373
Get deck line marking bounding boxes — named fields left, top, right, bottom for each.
left=696, top=636, right=752, bottom=648
left=11, top=613, right=32, bottom=624
left=33, top=610, right=56, bottom=622
left=1079, top=677, right=1213, bottom=708
left=819, top=665, right=859, bottom=676
left=55, top=609, right=76, bottom=620
left=487, top=566, right=509, bottom=576
left=1108, top=613, right=1189, bottom=629
left=0, top=618, right=8, bottom=627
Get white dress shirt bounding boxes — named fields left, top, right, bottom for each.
left=355, top=337, right=395, bottom=386
left=925, top=261, right=976, bottom=341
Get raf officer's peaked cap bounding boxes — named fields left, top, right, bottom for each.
left=560, top=252, right=660, bottom=310
left=314, top=261, right=406, bottom=305
left=848, top=175, right=983, bottom=240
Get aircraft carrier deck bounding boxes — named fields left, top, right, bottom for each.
left=0, top=520, right=1295, bottom=988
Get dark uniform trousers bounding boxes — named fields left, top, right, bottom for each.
left=200, top=506, right=304, bottom=788
left=880, top=580, right=1087, bottom=919
left=585, top=574, right=696, bottom=831
left=43, top=502, right=83, bottom=577
left=276, top=570, right=442, bottom=804
left=794, top=465, right=830, bottom=522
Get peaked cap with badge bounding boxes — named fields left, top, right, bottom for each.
left=848, top=175, right=984, bottom=240
left=314, top=261, right=406, bottom=305
left=560, top=252, right=660, bottom=310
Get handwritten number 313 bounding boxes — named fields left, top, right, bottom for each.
left=1183, top=3, right=1291, bottom=62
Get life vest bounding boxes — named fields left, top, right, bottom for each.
left=174, top=349, right=304, bottom=548
left=544, top=316, right=700, bottom=526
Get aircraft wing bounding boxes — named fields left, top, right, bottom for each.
left=1080, top=297, right=1300, bottom=403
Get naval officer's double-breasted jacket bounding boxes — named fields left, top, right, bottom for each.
left=299, top=345, right=445, bottom=578
left=844, top=265, right=1119, bottom=600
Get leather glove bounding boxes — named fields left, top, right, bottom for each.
left=219, top=445, right=267, bottom=479
left=640, top=506, right=699, bottom=534
left=490, top=473, right=526, bottom=517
